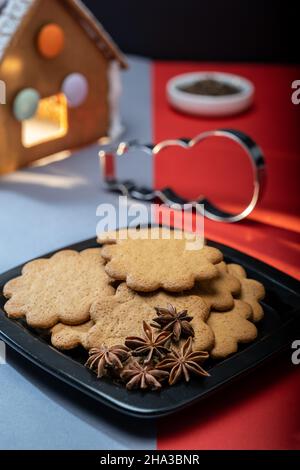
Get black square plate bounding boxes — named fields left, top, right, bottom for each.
left=0, top=237, right=300, bottom=418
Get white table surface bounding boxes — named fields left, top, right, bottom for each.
left=0, top=56, right=157, bottom=450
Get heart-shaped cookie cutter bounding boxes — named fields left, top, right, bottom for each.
left=99, top=128, right=266, bottom=223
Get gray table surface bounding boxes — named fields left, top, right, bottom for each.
left=0, top=56, right=157, bottom=450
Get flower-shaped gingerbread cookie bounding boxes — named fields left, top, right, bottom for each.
left=100, top=228, right=222, bottom=292
left=191, top=261, right=241, bottom=311
left=227, top=264, right=265, bottom=322
left=51, top=321, right=94, bottom=350
left=208, top=300, right=258, bottom=359
left=51, top=283, right=215, bottom=352
left=3, top=249, right=114, bottom=329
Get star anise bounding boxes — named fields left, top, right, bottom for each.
left=125, top=321, right=172, bottom=364
left=120, top=359, right=169, bottom=390
left=157, top=337, right=210, bottom=385
left=85, top=344, right=130, bottom=378
left=151, top=304, right=194, bottom=342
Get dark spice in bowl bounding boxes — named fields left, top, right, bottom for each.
left=178, top=78, right=241, bottom=96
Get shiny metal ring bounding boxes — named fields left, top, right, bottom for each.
left=99, top=128, right=266, bottom=223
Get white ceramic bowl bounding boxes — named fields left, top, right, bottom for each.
left=167, top=71, right=254, bottom=117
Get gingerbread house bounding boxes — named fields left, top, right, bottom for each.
left=0, top=0, right=127, bottom=174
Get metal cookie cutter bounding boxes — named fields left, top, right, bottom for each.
left=99, top=128, right=266, bottom=223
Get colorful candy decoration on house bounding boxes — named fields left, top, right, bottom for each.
left=13, top=88, right=40, bottom=121
left=0, top=0, right=128, bottom=175
left=62, top=73, right=88, bottom=108
left=37, top=23, right=65, bottom=58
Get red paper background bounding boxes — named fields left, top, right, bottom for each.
left=153, top=63, right=300, bottom=278
left=153, top=62, right=300, bottom=449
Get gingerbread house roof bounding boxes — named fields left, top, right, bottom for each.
left=0, top=0, right=127, bottom=67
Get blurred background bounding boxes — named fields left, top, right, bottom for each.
left=83, top=0, right=297, bottom=63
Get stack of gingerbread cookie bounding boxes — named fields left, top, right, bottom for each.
left=3, top=227, right=265, bottom=390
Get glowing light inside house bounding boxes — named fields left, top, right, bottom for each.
left=22, top=93, right=68, bottom=148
